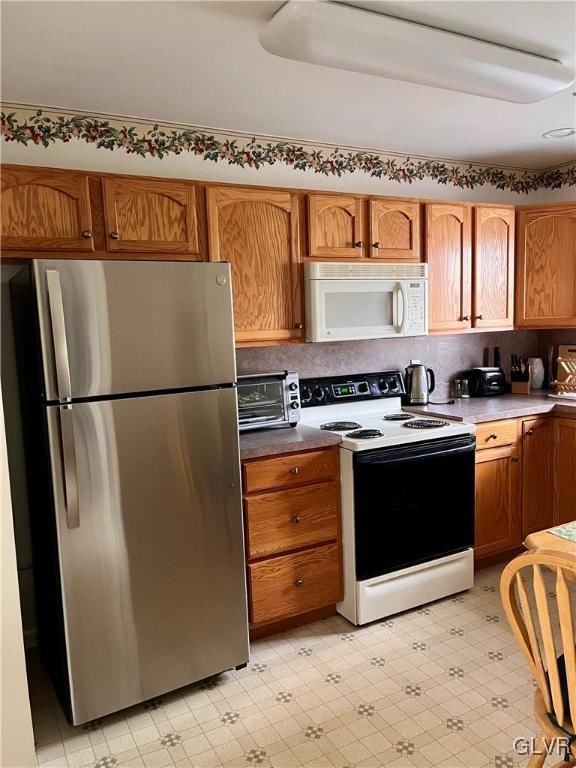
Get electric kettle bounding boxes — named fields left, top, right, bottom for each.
left=405, top=360, right=435, bottom=405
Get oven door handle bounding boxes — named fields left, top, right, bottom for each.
left=356, top=436, right=476, bottom=465
left=393, top=283, right=406, bottom=333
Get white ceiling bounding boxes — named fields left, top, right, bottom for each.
left=2, top=0, right=575, bottom=169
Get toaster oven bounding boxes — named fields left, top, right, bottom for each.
left=237, top=371, right=301, bottom=431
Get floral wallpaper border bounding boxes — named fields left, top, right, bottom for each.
left=1, top=105, right=575, bottom=193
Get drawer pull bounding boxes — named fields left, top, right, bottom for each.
left=527, top=429, right=534, bottom=436
left=292, top=515, right=301, bottom=524
left=290, top=466, right=300, bottom=475
left=488, top=433, right=498, bottom=440
left=81, top=230, right=93, bottom=239
left=511, top=456, right=519, bottom=463
left=294, top=579, right=304, bottom=587
left=109, top=231, right=120, bottom=240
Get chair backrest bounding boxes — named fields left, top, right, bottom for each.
left=500, top=550, right=576, bottom=730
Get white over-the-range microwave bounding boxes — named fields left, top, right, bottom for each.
left=304, top=262, right=428, bottom=342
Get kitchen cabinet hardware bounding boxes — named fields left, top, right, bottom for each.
left=372, top=241, right=380, bottom=248
left=511, top=456, right=519, bottom=463
left=294, top=579, right=304, bottom=587
left=475, top=314, right=484, bottom=320
left=461, top=315, right=470, bottom=321
left=295, top=322, right=303, bottom=329
left=292, top=516, right=301, bottom=524
left=109, top=231, right=120, bottom=240
left=354, top=241, right=363, bottom=248
left=527, top=429, right=534, bottom=436
left=488, top=433, right=498, bottom=440
left=290, top=466, right=300, bottom=475
left=81, top=230, right=93, bottom=239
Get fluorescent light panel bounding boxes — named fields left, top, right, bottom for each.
left=260, top=1, right=575, bottom=103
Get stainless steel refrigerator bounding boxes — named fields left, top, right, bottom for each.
left=11, top=259, right=249, bottom=725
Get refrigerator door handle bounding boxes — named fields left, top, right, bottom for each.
left=46, top=269, right=72, bottom=402
left=59, top=404, right=80, bottom=529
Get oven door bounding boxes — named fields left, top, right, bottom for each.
left=306, top=279, right=406, bottom=342
left=353, top=436, right=475, bottom=580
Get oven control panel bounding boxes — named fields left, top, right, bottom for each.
left=300, top=371, right=405, bottom=407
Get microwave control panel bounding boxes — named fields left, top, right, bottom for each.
left=404, top=280, right=428, bottom=336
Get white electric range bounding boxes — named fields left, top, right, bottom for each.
left=299, top=371, right=476, bottom=625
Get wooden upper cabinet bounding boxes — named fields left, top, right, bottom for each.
left=1, top=166, right=94, bottom=251
left=369, top=198, right=420, bottom=261
left=473, top=206, right=515, bottom=329
left=522, top=417, right=554, bottom=538
left=554, top=418, right=576, bottom=525
left=425, top=202, right=472, bottom=332
left=102, top=177, right=202, bottom=255
left=516, top=203, right=576, bottom=328
left=207, top=186, right=302, bottom=345
left=308, top=194, right=364, bottom=258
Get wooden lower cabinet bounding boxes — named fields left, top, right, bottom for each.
left=521, top=417, right=554, bottom=537
left=475, top=442, right=521, bottom=560
left=554, top=418, right=576, bottom=525
left=242, top=447, right=342, bottom=636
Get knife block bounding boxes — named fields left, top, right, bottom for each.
left=511, top=380, right=531, bottom=394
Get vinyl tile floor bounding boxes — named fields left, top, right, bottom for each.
left=28, top=564, right=554, bottom=768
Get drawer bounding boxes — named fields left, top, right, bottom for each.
left=245, top=481, right=338, bottom=559
left=243, top=448, right=338, bottom=493
left=475, top=420, right=517, bottom=450
left=248, top=543, right=341, bottom=625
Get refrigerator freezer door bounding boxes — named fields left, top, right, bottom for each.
left=34, top=260, right=236, bottom=401
left=45, top=388, right=248, bottom=724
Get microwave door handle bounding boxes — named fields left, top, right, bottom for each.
left=46, top=270, right=72, bottom=402
left=394, top=284, right=406, bottom=332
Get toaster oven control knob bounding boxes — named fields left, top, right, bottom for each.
left=313, top=387, right=325, bottom=402
left=289, top=382, right=298, bottom=391
left=290, top=401, right=299, bottom=409
left=301, top=386, right=312, bottom=404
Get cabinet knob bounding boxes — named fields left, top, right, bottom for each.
left=354, top=241, right=363, bottom=248
left=527, top=429, right=534, bottom=436
left=295, top=322, right=303, bottom=330
left=109, top=231, right=120, bottom=240
left=294, top=579, right=304, bottom=587
left=81, top=230, right=93, bottom=239
left=372, top=241, right=380, bottom=249
left=461, top=315, right=470, bottom=321
left=292, top=516, right=301, bottom=524
left=511, top=456, right=519, bottom=463
left=488, top=433, right=498, bottom=440
left=290, top=466, right=300, bottom=475
left=475, top=314, right=483, bottom=320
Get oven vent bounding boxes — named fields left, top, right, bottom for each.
left=305, top=262, right=428, bottom=280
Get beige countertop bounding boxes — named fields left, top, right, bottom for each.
left=240, top=424, right=341, bottom=460
left=406, top=392, right=576, bottom=424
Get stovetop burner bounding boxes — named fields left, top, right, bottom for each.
left=402, top=419, right=450, bottom=430
left=346, top=428, right=383, bottom=439
left=382, top=413, right=414, bottom=421
left=320, top=421, right=362, bottom=432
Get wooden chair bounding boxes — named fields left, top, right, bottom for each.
left=501, top=550, right=576, bottom=768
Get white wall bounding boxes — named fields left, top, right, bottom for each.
left=2, top=139, right=567, bottom=205
left=0, top=396, right=37, bottom=768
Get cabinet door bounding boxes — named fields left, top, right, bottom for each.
left=207, top=186, right=303, bottom=345
left=369, top=198, right=420, bottom=261
left=473, top=206, right=514, bottom=329
left=1, top=166, right=94, bottom=251
left=426, top=203, right=472, bottom=332
left=475, top=443, right=521, bottom=559
left=554, top=418, right=576, bottom=525
left=522, top=418, right=554, bottom=537
left=102, top=177, right=202, bottom=255
left=516, top=204, right=576, bottom=328
left=308, top=194, right=364, bottom=258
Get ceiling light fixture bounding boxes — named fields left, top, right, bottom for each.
left=260, top=1, right=575, bottom=103
left=542, top=128, right=576, bottom=139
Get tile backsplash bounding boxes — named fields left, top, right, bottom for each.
left=237, top=330, right=548, bottom=398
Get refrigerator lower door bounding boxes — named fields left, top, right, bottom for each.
left=33, top=260, right=237, bottom=401
left=45, top=388, right=248, bottom=725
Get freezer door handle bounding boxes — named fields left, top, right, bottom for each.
left=46, top=269, right=72, bottom=402
left=59, top=404, right=80, bottom=529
